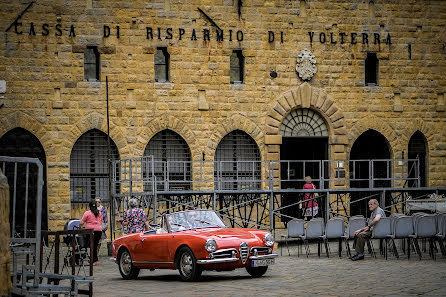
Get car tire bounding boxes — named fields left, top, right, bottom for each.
left=246, top=265, right=268, bottom=277
left=118, top=248, right=140, bottom=280
left=177, top=246, right=202, bottom=281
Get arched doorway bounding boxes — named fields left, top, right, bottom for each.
left=144, top=129, right=191, bottom=191
left=214, top=130, right=261, bottom=190
left=350, top=129, right=391, bottom=216
left=408, top=131, right=427, bottom=187
left=279, top=108, right=329, bottom=220
left=70, top=129, right=120, bottom=203
left=0, top=127, right=48, bottom=235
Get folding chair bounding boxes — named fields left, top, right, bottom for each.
left=299, top=218, right=325, bottom=257
left=387, top=215, right=414, bottom=259
left=341, top=216, right=366, bottom=258
left=281, top=219, right=304, bottom=256
left=435, top=213, right=446, bottom=257
left=320, top=217, right=345, bottom=258
left=409, top=214, right=437, bottom=260
left=367, top=217, right=391, bottom=259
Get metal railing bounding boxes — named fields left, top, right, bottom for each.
left=1, top=156, right=43, bottom=295
left=108, top=156, right=438, bottom=240
left=111, top=157, right=421, bottom=193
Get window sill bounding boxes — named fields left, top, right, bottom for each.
left=154, top=81, right=174, bottom=89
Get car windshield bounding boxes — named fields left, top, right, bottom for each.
left=166, top=210, right=226, bottom=232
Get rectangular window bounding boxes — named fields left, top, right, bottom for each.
left=365, top=52, right=378, bottom=85
left=155, top=47, right=169, bottom=82
left=84, top=46, right=100, bottom=82
left=230, top=50, right=244, bottom=84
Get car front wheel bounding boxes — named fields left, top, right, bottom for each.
left=246, top=265, right=268, bottom=277
left=177, top=246, right=202, bottom=281
left=118, top=248, right=140, bottom=280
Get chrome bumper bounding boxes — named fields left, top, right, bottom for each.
left=196, top=253, right=278, bottom=265
left=110, top=257, right=117, bottom=263
left=249, top=253, right=278, bottom=260
left=196, top=257, right=239, bottom=264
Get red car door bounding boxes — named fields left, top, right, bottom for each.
left=134, top=233, right=171, bottom=263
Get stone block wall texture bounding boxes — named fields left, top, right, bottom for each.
left=0, top=169, right=12, bottom=296
left=0, top=0, right=445, bottom=230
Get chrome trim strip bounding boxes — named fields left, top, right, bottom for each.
left=211, top=248, right=238, bottom=255
left=132, top=261, right=174, bottom=264
left=196, top=257, right=239, bottom=264
left=250, top=246, right=271, bottom=253
left=249, top=253, right=278, bottom=260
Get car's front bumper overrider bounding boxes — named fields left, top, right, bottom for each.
left=196, top=253, right=278, bottom=265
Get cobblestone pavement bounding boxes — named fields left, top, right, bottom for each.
left=89, top=242, right=446, bottom=297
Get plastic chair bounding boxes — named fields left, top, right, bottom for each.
left=299, top=218, right=325, bottom=257
left=341, top=216, right=366, bottom=258
left=281, top=219, right=304, bottom=256
left=320, top=217, right=345, bottom=258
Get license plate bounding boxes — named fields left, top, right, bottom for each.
left=251, top=258, right=275, bottom=267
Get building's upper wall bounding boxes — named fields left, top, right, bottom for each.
left=0, top=0, right=445, bottom=161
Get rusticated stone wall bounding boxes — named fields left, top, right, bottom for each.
left=0, top=0, right=445, bottom=230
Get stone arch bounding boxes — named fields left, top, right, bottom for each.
left=348, top=116, right=398, bottom=158
left=400, top=119, right=435, bottom=155
left=206, top=113, right=264, bottom=161
left=64, top=112, right=127, bottom=162
left=267, top=82, right=348, bottom=160
left=134, top=114, right=199, bottom=161
left=0, top=111, right=49, bottom=159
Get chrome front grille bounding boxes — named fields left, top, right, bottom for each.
left=239, top=242, right=249, bottom=264
left=211, top=248, right=237, bottom=259
left=250, top=246, right=271, bottom=255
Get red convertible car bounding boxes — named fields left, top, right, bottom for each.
left=112, top=209, right=278, bottom=281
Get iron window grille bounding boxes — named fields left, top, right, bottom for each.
left=214, top=130, right=261, bottom=190
left=230, top=50, right=244, bottom=84
left=70, top=129, right=119, bottom=203
left=143, top=129, right=191, bottom=191
left=84, top=46, right=100, bottom=82
left=155, top=47, right=169, bottom=83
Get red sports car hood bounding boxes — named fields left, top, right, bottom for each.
left=179, top=227, right=264, bottom=241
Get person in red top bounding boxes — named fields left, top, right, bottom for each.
left=80, top=201, right=103, bottom=266
left=302, top=176, right=319, bottom=220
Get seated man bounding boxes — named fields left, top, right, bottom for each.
left=351, top=199, right=386, bottom=261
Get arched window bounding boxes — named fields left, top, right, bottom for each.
left=280, top=108, right=328, bottom=137
left=70, top=129, right=119, bottom=203
left=144, top=130, right=191, bottom=191
left=349, top=129, right=391, bottom=216
left=214, top=130, right=261, bottom=190
left=408, top=131, right=427, bottom=187
left=0, top=128, right=48, bottom=235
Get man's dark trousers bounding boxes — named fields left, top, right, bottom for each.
left=353, top=230, right=372, bottom=254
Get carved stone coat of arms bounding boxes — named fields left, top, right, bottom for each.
left=296, top=49, right=317, bottom=81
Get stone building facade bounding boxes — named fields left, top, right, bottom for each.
left=1, top=0, right=445, bottom=231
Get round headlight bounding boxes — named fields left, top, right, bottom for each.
left=264, top=233, right=274, bottom=247
left=205, top=239, right=217, bottom=252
